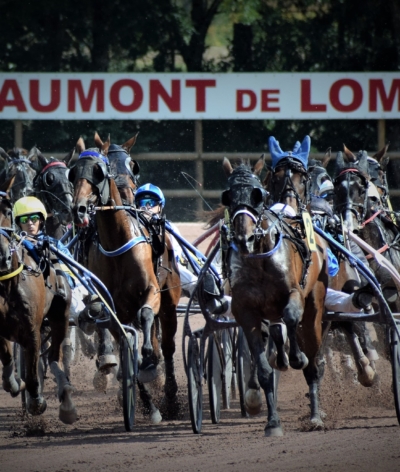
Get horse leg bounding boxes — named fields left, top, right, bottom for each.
left=340, top=322, right=375, bottom=387
left=61, top=329, right=72, bottom=380
left=159, top=304, right=179, bottom=419
left=0, top=337, right=25, bottom=397
left=24, top=335, right=47, bottom=416
left=269, top=321, right=289, bottom=371
left=96, top=327, right=118, bottom=373
left=137, top=304, right=159, bottom=383
left=47, top=296, right=78, bottom=425
left=283, top=291, right=308, bottom=369
left=137, top=378, right=162, bottom=424
left=244, top=326, right=283, bottom=437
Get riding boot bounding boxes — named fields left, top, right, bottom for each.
left=202, top=272, right=230, bottom=315
left=351, top=285, right=374, bottom=311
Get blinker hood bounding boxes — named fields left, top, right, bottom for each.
left=69, top=156, right=110, bottom=205
left=222, top=167, right=268, bottom=215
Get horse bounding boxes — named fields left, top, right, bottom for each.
left=69, top=136, right=181, bottom=422
left=0, top=147, right=37, bottom=202
left=308, top=152, right=376, bottom=386
left=221, top=148, right=328, bottom=435
left=0, top=176, right=77, bottom=424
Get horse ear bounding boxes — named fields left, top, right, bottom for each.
left=335, top=151, right=345, bottom=175
left=26, top=146, right=41, bottom=171
left=0, top=174, right=16, bottom=194
left=343, top=144, right=357, bottom=163
left=94, top=131, right=103, bottom=148
left=222, top=157, right=233, bottom=177
left=321, top=147, right=332, bottom=168
left=358, top=151, right=369, bottom=176
left=253, top=154, right=265, bottom=176
left=76, top=136, right=85, bottom=155
left=101, top=134, right=110, bottom=156
left=35, top=147, right=49, bottom=168
left=0, top=147, right=11, bottom=162
left=373, top=142, right=390, bottom=165
left=121, top=132, right=139, bottom=153
left=62, top=148, right=76, bottom=166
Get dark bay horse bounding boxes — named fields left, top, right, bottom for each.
left=334, top=148, right=400, bottom=314
left=69, top=137, right=181, bottom=422
left=0, top=177, right=77, bottom=424
left=222, top=152, right=328, bottom=435
left=308, top=153, right=376, bottom=386
left=0, top=147, right=37, bottom=202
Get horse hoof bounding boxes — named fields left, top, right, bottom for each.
left=93, top=370, right=108, bottom=392
left=150, top=410, right=162, bottom=425
left=310, top=417, right=324, bottom=430
left=59, top=406, right=78, bottom=425
left=265, top=426, right=284, bottom=437
left=244, top=389, right=262, bottom=416
left=268, top=350, right=289, bottom=372
left=137, top=366, right=159, bottom=384
left=357, top=357, right=375, bottom=387
left=98, top=354, right=118, bottom=372
left=27, top=396, right=47, bottom=416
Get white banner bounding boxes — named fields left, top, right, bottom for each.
left=0, top=72, right=399, bottom=120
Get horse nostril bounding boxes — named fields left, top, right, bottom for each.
left=78, top=205, right=87, bottom=216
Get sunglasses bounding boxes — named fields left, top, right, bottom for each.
left=138, top=198, right=160, bottom=208
left=19, top=214, right=41, bottom=224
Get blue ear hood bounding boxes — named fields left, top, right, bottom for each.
left=269, top=135, right=311, bottom=170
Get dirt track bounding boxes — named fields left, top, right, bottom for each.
left=1, top=223, right=400, bottom=472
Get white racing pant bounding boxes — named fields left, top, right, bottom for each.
left=325, top=288, right=362, bottom=313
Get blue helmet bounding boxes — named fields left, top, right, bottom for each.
left=135, top=183, right=165, bottom=209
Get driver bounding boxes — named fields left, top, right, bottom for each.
left=135, top=184, right=232, bottom=317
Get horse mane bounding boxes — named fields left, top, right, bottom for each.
left=198, top=205, right=225, bottom=229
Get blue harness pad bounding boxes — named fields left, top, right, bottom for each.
left=327, top=247, right=339, bottom=277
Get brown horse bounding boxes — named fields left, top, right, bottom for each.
left=221, top=155, right=328, bottom=435
left=69, top=136, right=181, bottom=422
left=0, top=177, right=77, bottom=424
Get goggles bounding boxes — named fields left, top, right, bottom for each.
left=19, top=214, right=41, bottom=224
left=138, top=198, right=160, bottom=208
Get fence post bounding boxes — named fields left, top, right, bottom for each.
left=194, top=120, right=204, bottom=213
left=14, top=120, right=23, bottom=148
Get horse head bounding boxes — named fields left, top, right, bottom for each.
left=0, top=147, right=37, bottom=202
left=69, top=136, right=111, bottom=227
left=266, top=136, right=311, bottom=213
left=334, top=146, right=370, bottom=232
left=32, top=147, right=74, bottom=225
left=0, top=175, right=16, bottom=273
left=221, top=156, right=267, bottom=254
left=96, top=132, right=140, bottom=205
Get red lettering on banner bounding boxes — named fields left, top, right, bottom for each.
left=0, top=80, right=27, bottom=112
left=68, top=80, right=104, bottom=112
left=30, top=80, right=60, bottom=112
left=261, top=89, right=280, bottom=112
left=186, top=79, right=216, bottom=112
left=110, top=79, right=143, bottom=112
left=301, top=80, right=326, bottom=112
left=330, top=79, right=363, bottom=112
left=369, top=79, right=400, bottom=111
left=149, top=80, right=180, bottom=112
left=237, top=90, right=256, bottom=111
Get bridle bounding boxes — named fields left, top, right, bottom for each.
left=334, top=168, right=369, bottom=226
left=271, top=159, right=310, bottom=213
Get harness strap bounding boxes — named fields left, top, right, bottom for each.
left=244, top=232, right=284, bottom=259
left=360, top=210, right=382, bottom=228
left=98, top=235, right=147, bottom=257
left=0, top=263, right=24, bottom=281
left=366, top=243, right=389, bottom=260
left=41, top=161, right=66, bottom=173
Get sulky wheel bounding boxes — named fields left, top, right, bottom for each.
left=390, top=323, right=400, bottom=425
left=222, top=328, right=233, bottom=410
left=236, top=327, right=253, bottom=417
left=187, top=334, right=203, bottom=434
left=208, top=333, right=223, bottom=424
left=120, top=332, right=138, bottom=431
